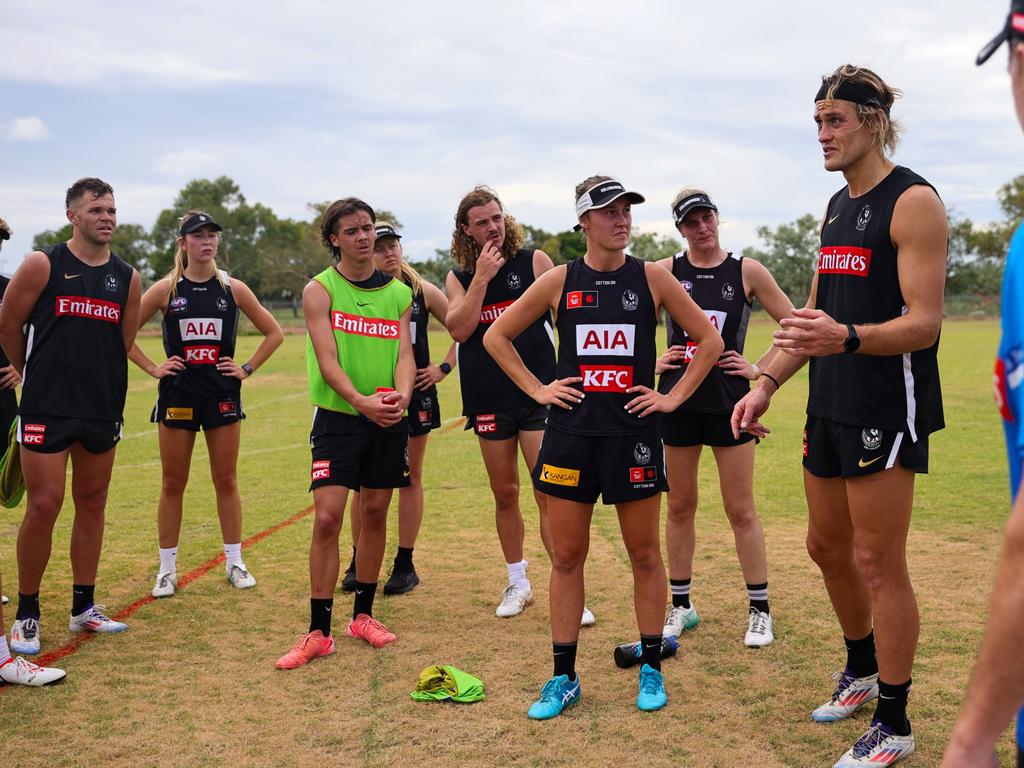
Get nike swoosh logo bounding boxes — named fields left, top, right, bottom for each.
left=325, top=606, right=331, bottom=612
left=64, top=273, right=81, bottom=279
left=857, top=455, right=884, bottom=468
left=355, top=590, right=363, bottom=595
left=356, top=302, right=372, bottom=307
left=827, top=215, right=840, bottom=225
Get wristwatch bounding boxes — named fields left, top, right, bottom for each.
left=241, top=362, right=254, bottom=377
left=439, top=362, right=452, bottom=375
left=843, top=324, right=860, bottom=354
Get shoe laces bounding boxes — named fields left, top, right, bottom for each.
left=15, top=657, right=43, bottom=675
left=229, top=564, right=250, bottom=577
left=851, top=722, right=895, bottom=759
left=748, top=609, right=769, bottom=635
left=828, top=670, right=856, bottom=703
left=86, top=605, right=113, bottom=621
left=501, top=584, right=528, bottom=602
left=360, top=615, right=390, bottom=635
left=639, top=666, right=662, bottom=695
left=157, top=573, right=174, bottom=588
left=16, top=618, right=39, bottom=639
left=293, top=632, right=321, bottom=653
left=538, top=677, right=563, bottom=703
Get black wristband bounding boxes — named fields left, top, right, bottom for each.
left=439, top=362, right=452, bottom=375
left=759, top=372, right=781, bottom=391
left=241, top=363, right=254, bottom=377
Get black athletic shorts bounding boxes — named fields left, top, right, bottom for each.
left=802, top=416, right=929, bottom=479
left=309, top=407, right=410, bottom=491
left=661, top=409, right=756, bottom=448
left=465, top=404, right=547, bottom=441
left=531, top=426, right=666, bottom=504
left=408, top=389, right=441, bottom=437
left=152, top=390, right=244, bottom=432
left=17, top=414, right=123, bottom=454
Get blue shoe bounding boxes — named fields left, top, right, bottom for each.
left=636, top=664, right=668, bottom=711
left=527, top=674, right=581, bottom=720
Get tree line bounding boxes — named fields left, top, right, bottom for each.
left=32, top=175, right=1021, bottom=305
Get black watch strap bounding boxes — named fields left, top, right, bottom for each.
left=843, top=324, right=860, bottom=354
left=241, top=362, right=254, bottom=376
left=439, top=362, right=452, bottom=375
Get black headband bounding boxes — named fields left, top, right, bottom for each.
left=814, top=80, right=890, bottom=117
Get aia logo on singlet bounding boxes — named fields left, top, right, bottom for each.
left=331, top=311, right=400, bottom=339
left=817, top=246, right=872, bottom=277
left=479, top=300, right=514, bottom=325
left=55, top=296, right=121, bottom=324
left=180, top=318, right=223, bottom=341
left=576, top=324, right=635, bottom=357
left=579, top=364, right=633, bottom=392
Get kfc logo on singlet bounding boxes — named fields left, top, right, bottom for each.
left=55, top=296, right=121, bottom=323
left=184, top=345, right=219, bottom=364
left=817, top=246, right=872, bottom=277
left=311, top=460, right=331, bottom=481
left=576, top=324, right=635, bottom=357
left=579, top=364, right=633, bottom=392
left=479, top=300, right=515, bottom=325
left=331, top=311, right=400, bottom=339
left=180, top=318, right=223, bottom=341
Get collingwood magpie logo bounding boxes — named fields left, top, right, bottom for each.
left=622, top=290, right=639, bottom=311
left=721, top=282, right=735, bottom=301
left=861, top=428, right=882, bottom=451
left=507, top=272, right=522, bottom=291
left=856, top=204, right=872, bottom=231
left=633, top=442, right=651, bottom=465
left=216, top=296, right=228, bottom=312
left=104, top=274, right=119, bottom=291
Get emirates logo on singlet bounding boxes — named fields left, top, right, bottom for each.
left=55, top=295, right=121, bottom=323
left=331, top=311, right=400, bottom=338
left=817, top=246, right=872, bottom=277
left=479, top=300, right=515, bottom=324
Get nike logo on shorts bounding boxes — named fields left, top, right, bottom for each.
left=857, top=455, right=884, bottom=468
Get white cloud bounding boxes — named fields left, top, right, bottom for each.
left=0, top=117, right=51, bottom=142
left=154, top=149, right=224, bottom=177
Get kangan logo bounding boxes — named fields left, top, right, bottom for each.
left=622, top=290, right=639, bottom=311
left=633, top=442, right=651, bottom=465
left=861, top=428, right=882, bottom=451
left=721, top=282, right=735, bottom=301
left=506, top=272, right=522, bottom=290
left=856, top=204, right=872, bottom=231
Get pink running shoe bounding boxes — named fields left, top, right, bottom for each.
left=347, top=614, right=397, bottom=648
left=275, top=630, right=335, bottom=670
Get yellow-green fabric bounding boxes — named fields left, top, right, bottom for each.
left=0, top=420, right=25, bottom=509
left=411, top=665, right=485, bottom=703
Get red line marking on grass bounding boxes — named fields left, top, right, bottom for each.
left=8, top=504, right=315, bottom=672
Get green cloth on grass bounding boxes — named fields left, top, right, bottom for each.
left=0, top=420, right=24, bottom=509
left=411, top=665, right=485, bottom=703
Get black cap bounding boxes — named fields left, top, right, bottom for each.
left=179, top=213, right=222, bottom=235
left=374, top=222, right=401, bottom=240
left=977, top=0, right=1024, bottom=65
left=574, top=179, right=645, bottom=231
left=672, top=193, right=718, bottom=225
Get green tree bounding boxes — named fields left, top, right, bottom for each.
left=32, top=222, right=155, bottom=278
left=628, top=230, right=679, bottom=262
left=741, top=213, right=820, bottom=306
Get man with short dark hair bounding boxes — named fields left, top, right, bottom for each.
left=0, top=178, right=142, bottom=656
left=941, top=7, right=1024, bottom=765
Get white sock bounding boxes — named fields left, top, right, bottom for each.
left=506, top=559, right=528, bottom=588
left=224, top=542, right=243, bottom=569
left=159, top=546, right=178, bottom=575
left=0, top=635, right=10, bottom=664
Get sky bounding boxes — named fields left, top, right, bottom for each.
left=0, top=0, right=1020, bottom=276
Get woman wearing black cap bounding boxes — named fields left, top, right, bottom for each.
left=655, top=188, right=793, bottom=649
left=129, top=210, right=283, bottom=599
left=485, top=175, right=722, bottom=720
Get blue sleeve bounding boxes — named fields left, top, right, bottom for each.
left=999, top=224, right=1024, bottom=498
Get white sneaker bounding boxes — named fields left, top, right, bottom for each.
left=744, top=609, right=774, bottom=648
left=663, top=604, right=699, bottom=638
left=152, top=571, right=177, bottom=598
left=811, top=671, right=880, bottom=722
left=226, top=564, right=256, bottom=590
left=495, top=583, right=532, bottom=618
left=0, top=656, right=66, bottom=686
left=10, top=617, right=40, bottom=655
left=833, top=722, right=915, bottom=767
left=581, top=607, right=596, bottom=627
left=68, top=605, right=128, bottom=634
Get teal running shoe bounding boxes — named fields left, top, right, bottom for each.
left=636, top=664, right=668, bottom=711
left=527, top=674, right=581, bottom=720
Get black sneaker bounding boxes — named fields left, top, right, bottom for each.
left=340, top=561, right=357, bottom=592
left=383, top=565, right=420, bottom=596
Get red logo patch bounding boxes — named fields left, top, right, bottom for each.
left=22, top=423, right=45, bottom=446
left=817, top=246, right=871, bottom=277
left=23, top=423, right=46, bottom=433
left=566, top=291, right=598, bottom=309
left=579, top=364, right=633, bottom=392
left=219, top=401, right=237, bottom=415
left=418, top=410, right=431, bottom=424
left=476, top=414, right=496, bottom=422
left=629, top=466, right=658, bottom=483
left=331, top=311, right=400, bottom=339
left=184, top=345, right=219, bottom=364
left=803, top=429, right=809, bottom=457
left=995, top=358, right=1014, bottom=423
left=55, top=295, right=121, bottom=323
left=1014, top=12, right=1024, bottom=33
left=479, top=300, right=514, bottom=325
left=311, top=460, right=331, bottom=481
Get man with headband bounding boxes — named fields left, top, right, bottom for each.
left=732, top=65, right=947, bottom=767
left=942, top=5, right=1024, bottom=765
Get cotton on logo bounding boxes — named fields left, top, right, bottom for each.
left=184, top=345, right=219, bottom=364
left=179, top=318, right=223, bottom=341
left=311, top=460, right=331, bottom=481
left=579, top=365, right=633, bottom=392
left=576, top=324, right=635, bottom=357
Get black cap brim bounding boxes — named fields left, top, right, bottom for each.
left=573, top=190, right=646, bottom=231
left=977, top=28, right=1010, bottom=65
left=179, top=214, right=223, bottom=235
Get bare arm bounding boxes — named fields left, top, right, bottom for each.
left=0, top=251, right=51, bottom=374
left=393, top=306, right=416, bottom=408
left=127, top=279, right=186, bottom=379
left=121, top=269, right=143, bottom=353
left=721, top=258, right=796, bottom=380
left=217, top=278, right=285, bottom=380
left=444, top=243, right=506, bottom=342
left=532, top=248, right=555, bottom=278
left=416, top=281, right=456, bottom=389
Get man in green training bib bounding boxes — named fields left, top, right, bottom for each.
left=276, top=197, right=414, bottom=670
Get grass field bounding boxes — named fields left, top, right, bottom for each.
left=0, top=318, right=1014, bottom=767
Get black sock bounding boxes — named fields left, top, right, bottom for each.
left=844, top=631, right=879, bottom=677
left=353, top=581, right=377, bottom=619
left=309, top=598, right=334, bottom=636
left=873, top=678, right=912, bottom=735
left=553, top=642, right=577, bottom=680
left=16, top=592, right=40, bottom=621
left=640, top=635, right=663, bottom=672
left=746, top=581, right=769, bottom=614
left=395, top=546, right=414, bottom=568
left=71, top=584, right=95, bottom=616
left=670, top=578, right=691, bottom=609
left=347, top=547, right=356, bottom=571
